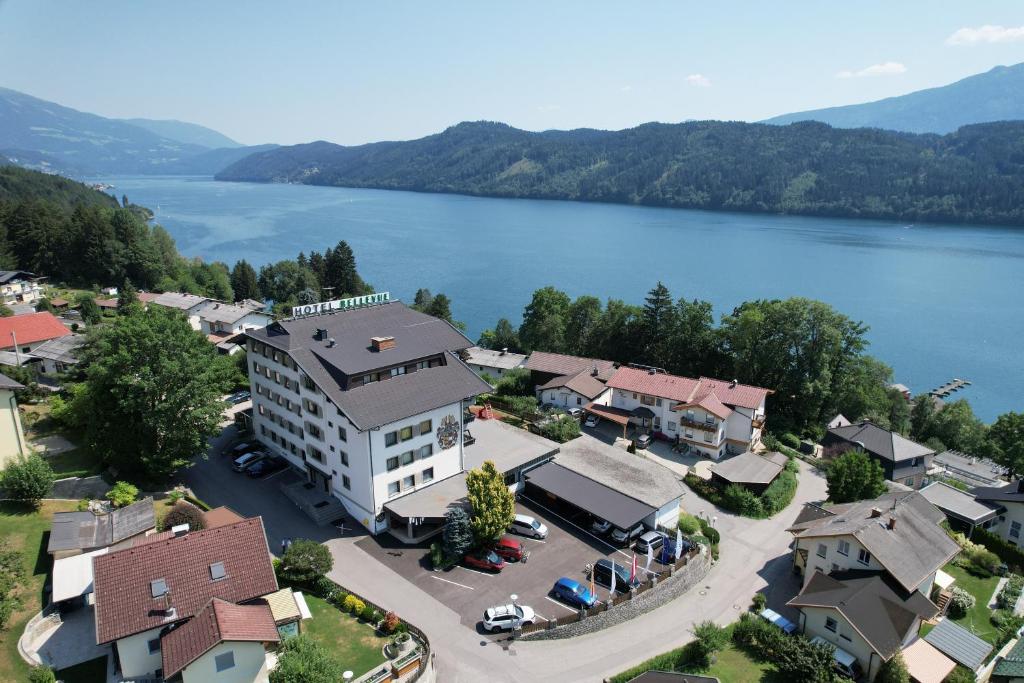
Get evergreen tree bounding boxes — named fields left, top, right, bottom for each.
left=519, top=286, right=571, bottom=353
left=413, top=288, right=434, bottom=312
left=117, top=279, right=140, bottom=314
left=425, top=293, right=453, bottom=323
left=323, top=240, right=365, bottom=297
left=76, top=293, right=102, bottom=325
left=465, top=460, right=516, bottom=545
left=564, top=295, right=602, bottom=357
left=639, top=281, right=675, bottom=367
left=230, top=260, right=260, bottom=301
left=478, top=318, right=521, bottom=352
left=986, top=412, right=1024, bottom=479
left=442, top=507, right=473, bottom=560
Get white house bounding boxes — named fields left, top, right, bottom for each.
left=463, top=345, right=527, bottom=379
left=972, top=482, right=1024, bottom=546
left=603, top=366, right=769, bottom=459
left=537, top=368, right=612, bottom=410
left=196, top=301, right=273, bottom=337
left=151, top=292, right=213, bottom=330
left=245, top=297, right=491, bottom=537
left=0, top=372, right=26, bottom=468
left=0, top=270, right=44, bottom=305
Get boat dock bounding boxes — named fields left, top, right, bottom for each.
left=929, top=378, right=971, bottom=398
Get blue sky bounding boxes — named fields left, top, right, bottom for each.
left=2, top=1, right=1023, bottom=145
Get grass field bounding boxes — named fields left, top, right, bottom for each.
left=942, top=563, right=1002, bottom=643
left=301, top=593, right=390, bottom=678
left=45, top=449, right=104, bottom=479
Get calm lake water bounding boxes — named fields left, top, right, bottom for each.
left=104, top=175, right=1024, bottom=421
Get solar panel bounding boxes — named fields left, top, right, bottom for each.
left=209, top=562, right=226, bottom=581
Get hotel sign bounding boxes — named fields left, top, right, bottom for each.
left=291, top=292, right=391, bottom=318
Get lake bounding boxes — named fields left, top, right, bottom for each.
left=104, top=175, right=1024, bottom=422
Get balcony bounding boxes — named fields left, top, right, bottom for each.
left=677, top=416, right=719, bottom=433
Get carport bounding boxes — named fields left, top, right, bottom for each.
left=583, top=402, right=632, bottom=439
left=523, top=462, right=655, bottom=531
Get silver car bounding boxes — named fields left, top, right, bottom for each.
left=509, top=513, right=548, bottom=539
left=232, top=450, right=267, bottom=472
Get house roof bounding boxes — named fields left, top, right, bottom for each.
left=52, top=547, right=108, bottom=603
left=919, top=482, right=1000, bottom=524
left=29, top=334, right=85, bottom=364
left=203, top=506, right=245, bottom=529
left=971, top=481, right=1024, bottom=504
left=0, top=270, right=36, bottom=284
left=465, top=346, right=527, bottom=371
left=0, top=371, right=23, bottom=390
left=0, top=312, right=71, bottom=348
left=626, top=672, right=720, bottom=683
left=161, top=598, right=279, bottom=679
left=900, top=637, right=956, bottom=683
left=787, top=570, right=937, bottom=659
left=197, top=301, right=270, bottom=325
left=137, top=292, right=160, bottom=303
left=525, top=351, right=617, bottom=381
left=262, top=587, right=302, bottom=624
left=992, top=633, right=1024, bottom=677
left=923, top=618, right=993, bottom=671
left=606, top=367, right=770, bottom=410
left=554, top=436, right=685, bottom=509
left=525, top=462, right=657, bottom=530
left=47, top=498, right=156, bottom=553
left=537, top=369, right=610, bottom=400
left=787, top=492, right=960, bottom=593
left=94, top=298, right=118, bottom=309
left=92, top=517, right=278, bottom=644
left=678, top=392, right=733, bottom=420
left=712, top=452, right=788, bottom=486
left=153, top=292, right=210, bottom=311
left=827, top=421, right=934, bottom=463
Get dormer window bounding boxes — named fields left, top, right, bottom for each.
left=151, top=578, right=168, bottom=598
left=209, top=562, right=226, bottom=581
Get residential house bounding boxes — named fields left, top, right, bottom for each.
left=991, top=634, right=1024, bottom=682
left=603, top=366, right=770, bottom=460
left=92, top=517, right=282, bottom=681
left=463, top=345, right=527, bottom=379
left=245, top=300, right=491, bottom=538
left=823, top=420, right=935, bottom=489
left=197, top=301, right=273, bottom=338
left=0, top=311, right=71, bottom=354
left=919, top=481, right=1001, bottom=536
left=151, top=292, right=213, bottom=330
left=524, top=351, right=617, bottom=390
left=48, top=498, right=156, bottom=559
left=0, top=372, right=26, bottom=467
left=536, top=368, right=612, bottom=411
left=710, top=451, right=789, bottom=495
left=0, top=270, right=44, bottom=305
left=30, top=334, right=85, bottom=375
left=971, top=481, right=1024, bottom=546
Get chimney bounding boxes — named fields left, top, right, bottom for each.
left=500, top=347, right=508, bottom=356
left=887, top=517, right=897, bottom=530
left=591, top=363, right=598, bottom=377
left=315, top=328, right=328, bottom=341
left=171, top=523, right=189, bottom=537
left=327, top=337, right=336, bottom=348
left=869, top=507, right=882, bottom=518
left=731, top=379, right=738, bottom=387
left=371, top=336, right=396, bottom=352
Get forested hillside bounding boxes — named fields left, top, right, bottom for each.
left=218, top=119, right=1024, bottom=226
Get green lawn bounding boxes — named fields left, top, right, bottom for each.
left=55, top=655, right=108, bottom=683
left=300, top=593, right=390, bottom=678
left=0, top=500, right=78, bottom=682
left=45, top=449, right=104, bottom=479
left=705, top=645, right=784, bottom=682
left=942, top=563, right=1001, bottom=644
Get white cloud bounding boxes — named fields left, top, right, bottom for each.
left=946, top=25, right=1024, bottom=45
left=835, top=61, right=907, bottom=79
left=685, top=74, right=711, bottom=87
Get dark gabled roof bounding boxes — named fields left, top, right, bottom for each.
left=28, top=334, right=85, bottom=364
left=47, top=498, right=155, bottom=553
left=537, top=369, right=610, bottom=400
left=787, top=570, right=937, bottom=659
left=92, top=517, right=277, bottom=644
left=924, top=617, right=993, bottom=671
left=971, top=481, right=1024, bottom=504
left=525, top=462, right=656, bottom=530
left=161, top=598, right=279, bottom=679
left=712, top=451, right=788, bottom=485
left=0, top=371, right=23, bottom=390
left=526, top=351, right=617, bottom=380
left=0, top=270, right=36, bottom=284
left=827, top=421, right=933, bottom=463
left=992, top=632, right=1024, bottom=677
left=626, top=673, right=720, bottom=683
left=919, top=482, right=1000, bottom=524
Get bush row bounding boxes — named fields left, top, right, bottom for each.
left=973, top=527, right=1024, bottom=574
left=684, top=465, right=798, bottom=519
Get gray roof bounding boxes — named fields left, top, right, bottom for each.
left=971, top=481, right=1024, bottom=504
left=0, top=371, right=23, bottom=390
left=934, top=450, right=1006, bottom=487
left=788, top=570, right=937, bottom=659
left=554, top=437, right=685, bottom=509
left=0, top=270, right=36, bottom=284
left=525, top=351, right=617, bottom=381
left=197, top=301, right=270, bottom=325
left=47, top=498, right=155, bottom=553
left=537, top=370, right=609, bottom=400
left=788, top=491, right=960, bottom=593
left=0, top=350, right=33, bottom=367
left=828, top=421, right=934, bottom=463
left=464, top=346, right=527, bottom=371
left=464, top=419, right=559, bottom=473
left=712, top=451, right=788, bottom=485
left=919, top=482, right=1000, bottom=524
left=152, top=292, right=210, bottom=311
left=383, top=472, right=470, bottom=520
left=923, top=618, right=993, bottom=670
left=992, top=635, right=1024, bottom=677
left=626, top=673, right=720, bottom=683
left=525, top=462, right=656, bottom=530
left=30, top=334, right=85, bottom=364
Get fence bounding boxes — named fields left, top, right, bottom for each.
left=517, top=547, right=701, bottom=636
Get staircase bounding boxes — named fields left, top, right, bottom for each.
left=280, top=479, right=348, bottom=526
left=935, top=590, right=952, bottom=614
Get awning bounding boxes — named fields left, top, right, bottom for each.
left=902, top=639, right=956, bottom=683
left=631, top=406, right=656, bottom=418
left=524, top=462, right=655, bottom=529
left=384, top=473, right=469, bottom=521
left=583, top=402, right=632, bottom=426
left=933, top=569, right=955, bottom=591
left=52, top=547, right=108, bottom=603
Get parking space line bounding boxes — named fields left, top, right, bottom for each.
left=262, top=468, right=289, bottom=481
left=519, top=496, right=633, bottom=560
left=519, top=537, right=546, bottom=544
left=544, top=596, right=577, bottom=613
left=456, top=566, right=496, bottom=578
left=430, top=576, right=475, bottom=590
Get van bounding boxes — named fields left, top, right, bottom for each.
left=508, top=513, right=548, bottom=539
left=232, top=450, right=267, bottom=472
left=610, top=522, right=645, bottom=546
left=810, top=637, right=863, bottom=679
left=635, top=530, right=667, bottom=554
left=590, top=558, right=641, bottom=594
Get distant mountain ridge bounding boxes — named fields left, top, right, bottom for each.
left=764, top=62, right=1024, bottom=133
left=217, top=119, right=1024, bottom=226
left=120, top=117, right=241, bottom=149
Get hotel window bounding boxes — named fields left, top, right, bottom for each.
left=1012, top=521, right=1021, bottom=539
left=302, top=374, right=316, bottom=391
left=418, top=419, right=432, bottom=435
left=816, top=543, right=827, bottom=559
left=387, top=457, right=399, bottom=472
left=857, top=549, right=871, bottom=565
left=400, top=426, right=414, bottom=442
left=402, top=475, right=415, bottom=489
left=338, top=426, right=347, bottom=442
left=385, top=431, right=398, bottom=447
left=389, top=366, right=406, bottom=377
left=825, top=617, right=837, bottom=633
left=656, top=398, right=663, bottom=407
left=308, top=446, right=324, bottom=463
left=667, top=421, right=677, bottom=431
left=417, top=360, right=429, bottom=370
left=703, top=431, right=713, bottom=443
left=422, top=467, right=434, bottom=482
left=388, top=481, right=400, bottom=497
left=837, top=540, right=850, bottom=556
left=641, top=395, right=656, bottom=406
left=401, top=451, right=415, bottom=466
left=340, top=451, right=348, bottom=467
left=342, top=475, right=351, bottom=490
left=418, top=444, right=433, bottom=459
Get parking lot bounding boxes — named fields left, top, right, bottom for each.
left=355, top=497, right=668, bottom=637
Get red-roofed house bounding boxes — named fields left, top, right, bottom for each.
left=604, top=366, right=771, bottom=459
left=92, top=517, right=281, bottom=680
left=0, top=311, right=70, bottom=353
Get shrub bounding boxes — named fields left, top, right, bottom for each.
left=691, top=620, right=729, bottom=667
left=946, top=587, right=976, bottom=619
left=382, top=611, right=401, bottom=634
left=875, top=652, right=910, bottom=683
left=996, top=574, right=1024, bottom=610
left=540, top=413, right=580, bottom=443
left=161, top=501, right=205, bottom=532
left=944, top=665, right=976, bottom=683
left=723, top=484, right=764, bottom=517
left=311, top=575, right=336, bottom=598
left=28, top=667, right=56, bottom=683
left=761, top=470, right=798, bottom=516
left=677, top=512, right=702, bottom=535
left=270, top=634, right=345, bottom=683
left=970, top=548, right=1002, bottom=575
left=329, top=590, right=348, bottom=609
left=105, top=480, right=139, bottom=508
left=360, top=604, right=377, bottom=621
left=76, top=498, right=90, bottom=512
left=699, top=519, right=721, bottom=545
left=781, top=433, right=801, bottom=449
left=280, top=539, right=334, bottom=583
left=1, top=454, right=54, bottom=507
left=974, top=527, right=1024, bottom=573
left=342, top=595, right=365, bottom=615
left=761, top=433, right=781, bottom=451
left=751, top=592, right=767, bottom=613
left=167, top=490, right=184, bottom=504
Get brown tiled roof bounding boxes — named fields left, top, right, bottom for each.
left=537, top=369, right=609, bottom=400
left=526, top=351, right=617, bottom=380
left=93, top=517, right=277, bottom=644
left=203, top=506, right=246, bottom=529
left=162, top=598, right=279, bottom=678
left=607, top=367, right=770, bottom=410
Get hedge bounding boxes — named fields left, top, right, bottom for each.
left=974, top=527, right=1024, bottom=572
left=684, top=467, right=798, bottom=520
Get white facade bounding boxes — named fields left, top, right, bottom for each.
left=798, top=606, right=907, bottom=681
left=540, top=386, right=611, bottom=410
left=0, top=278, right=43, bottom=305
left=986, top=499, right=1024, bottom=547
left=0, top=385, right=26, bottom=468
left=793, top=533, right=938, bottom=596
left=116, top=626, right=164, bottom=679
left=198, top=307, right=273, bottom=337
left=180, top=641, right=270, bottom=683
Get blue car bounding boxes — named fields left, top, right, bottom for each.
left=552, top=577, right=597, bottom=609
left=657, top=538, right=694, bottom=564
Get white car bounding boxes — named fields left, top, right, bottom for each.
left=584, top=414, right=599, bottom=428
left=509, top=513, right=548, bottom=539
left=482, top=604, right=536, bottom=632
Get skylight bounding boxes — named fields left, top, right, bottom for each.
left=151, top=578, right=168, bottom=598
left=209, top=562, right=226, bottom=581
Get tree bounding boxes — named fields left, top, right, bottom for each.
left=322, top=240, right=365, bottom=297
left=564, top=295, right=603, bottom=357
left=270, top=634, right=345, bottom=683
left=76, top=293, right=101, bottom=325
left=477, top=317, right=520, bottom=352
left=465, top=460, right=515, bottom=545
left=518, top=286, right=571, bottom=353
left=909, top=394, right=937, bottom=443
left=72, top=307, right=233, bottom=480
left=27, top=667, right=56, bottom=683
left=230, top=260, right=260, bottom=301
left=35, top=298, right=55, bottom=314
left=826, top=450, right=887, bottom=503
left=0, top=304, right=12, bottom=317
left=775, top=636, right=837, bottom=683
left=639, top=281, right=675, bottom=368
left=691, top=620, right=729, bottom=667
left=117, top=279, right=140, bottom=313
left=927, top=399, right=986, bottom=454
left=0, top=454, right=53, bottom=507
left=162, top=501, right=206, bottom=531
left=412, top=288, right=433, bottom=311
left=987, top=412, right=1024, bottom=479
left=425, top=293, right=453, bottom=323
left=442, top=507, right=473, bottom=560
left=106, top=480, right=138, bottom=508
left=280, top=539, right=333, bottom=583
left=875, top=652, right=910, bottom=683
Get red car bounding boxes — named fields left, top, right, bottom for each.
left=491, top=536, right=524, bottom=562
left=463, top=549, right=506, bottom=572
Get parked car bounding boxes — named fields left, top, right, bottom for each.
left=508, top=513, right=548, bottom=539
left=610, top=523, right=646, bottom=546
left=482, top=604, right=535, bottom=632
left=246, top=457, right=288, bottom=478
left=584, top=414, right=599, bottom=428
left=226, top=390, right=251, bottom=405
left=759, top=608, right=797, bottom=635
left=590, top=558, right=641, bottom=594
left=568, top=407, right=583, bottom=419
left=463, top=549, right=506, bottom=572
left=657, top=538, right=693, bottom=564
left=226, top=441, right=257, bottom=458
left=810, top=637, right=863, bottom=679
left=635, top=530, right=668, bottom=555
left=539, top=402, right=555, bottom=412
left=552, top=577, right=597, bottom=609
left=636, top=434, right=652, bottom=450
left=232, top=450, right=267, bottom=472
left=491, top=536, right=524, bottom=562
left=590, top=517, right=612, bottom=535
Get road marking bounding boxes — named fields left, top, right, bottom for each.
left=544, top=596, right=577, bottom=612
left=262, top=468, right=289, bottom=481
left=519, top=496, right=633, bottom=560
left=456, top=566, right=496, bottom=577
left=430, top=576, right=474, bottom=590
left=519, top=537, right=546, bottom=544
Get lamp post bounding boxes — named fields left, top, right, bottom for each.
left=342, top=672, right=353, bottom=681
left=510, top=593, right=519, bottom=638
